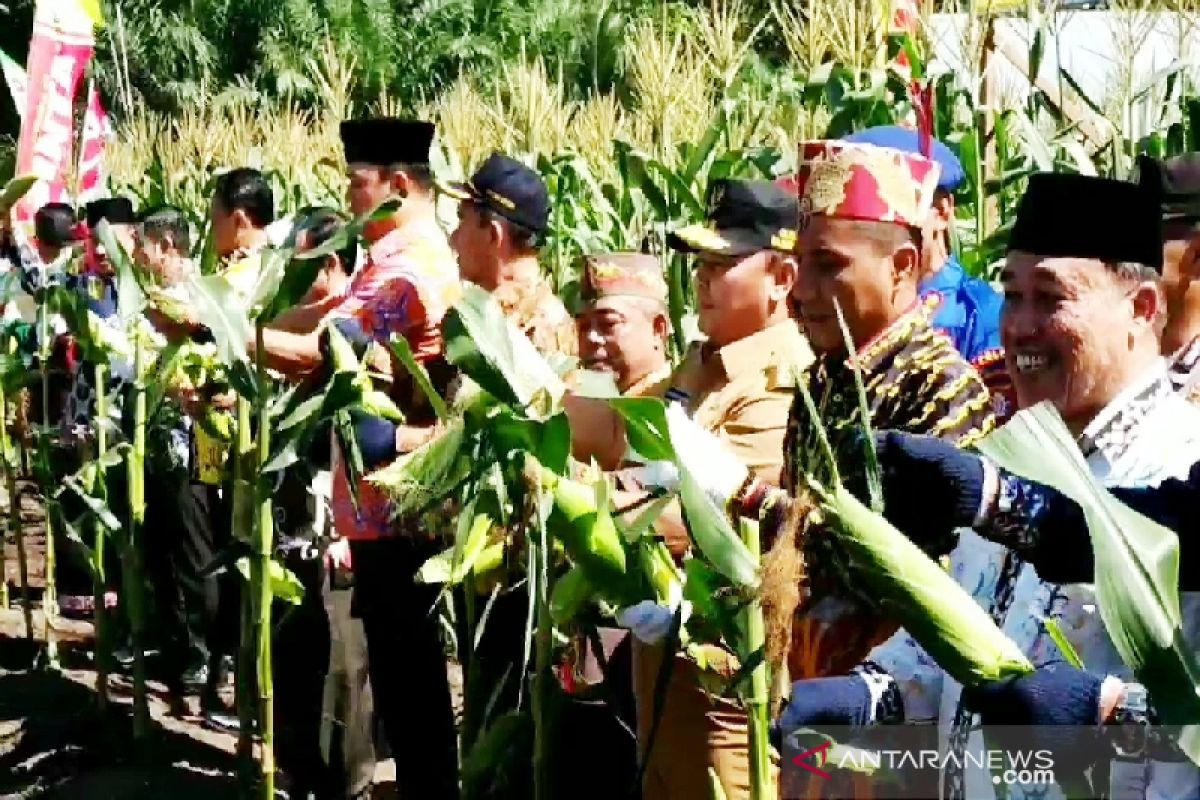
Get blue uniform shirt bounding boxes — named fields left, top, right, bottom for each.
left=919, top=256, right=1002, bottom=364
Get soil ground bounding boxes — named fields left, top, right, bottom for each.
left=0, top=480, right=418, bottom=799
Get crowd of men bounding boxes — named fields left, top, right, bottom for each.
left=1, top=115, right=1199, bottom=800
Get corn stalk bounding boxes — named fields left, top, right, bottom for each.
left=122, top=334, right=150, bottom=740
left=88, top=362, right=110, bottom=709
left=35, top=292, right=57, bottom=667
left=252, top=323, right=275, bottom=799
left=739, top=517, right=772, bottom=800
left=234, top=393, right=256, bottom=778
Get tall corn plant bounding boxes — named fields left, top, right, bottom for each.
left=138, top=203, right=405, bottom=797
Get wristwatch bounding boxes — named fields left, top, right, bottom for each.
left=1108, top=682, right=1152, bottom=759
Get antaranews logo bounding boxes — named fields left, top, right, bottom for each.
left=790, top=741, right=833, bottom=780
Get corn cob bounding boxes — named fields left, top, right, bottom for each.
left=823, top=483, right=1033, bottom=684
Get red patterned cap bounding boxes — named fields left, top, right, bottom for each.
left=795, top=141, right=941, bottom=230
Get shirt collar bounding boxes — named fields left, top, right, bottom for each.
left=1079, top=359, right=1174, bottom=462
left=703, top=320, right=810, bottom=382
left=846, top=293, right=942, bottom=374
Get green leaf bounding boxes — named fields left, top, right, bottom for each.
left=368, top=417, right=473, bottom=515
left=677, top=462, right=758, bottom=589
left=571, top=369, right=621, bottom=399
left=60, top=475, right=122, bottom=532
left=184, top=272, right=253, bottom=367
left=95, top=221, right=147, bottom=323
left=262, top=440, right=300, bottom=474
left=1042, top=618, right=1085, bottom=669
left=235, top=557, right=305, bottom=605
left=417, top=513, right=494, bottom=586
left=278, top=393, right=324, bottom=432
left=976, top=402, right=1200, bottom=748
left=607, top=397, right=676, bottom=462
left=442, top=283, right=566, bottom=418
left=390, top=334, right=449, bottom=421
left=0, top=175, right=37, bottom=213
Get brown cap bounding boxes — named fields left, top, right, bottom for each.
left=579, top=253, right=668, bottom=306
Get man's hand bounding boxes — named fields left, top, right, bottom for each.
left=962, top=661, right=1112, bottom=788
left=627, top=404, right=749, bottom=509
left=146, top=307, right=200, bottom=343
left=870, top=431, right=992, bottom=550
left=325, top=537, right=352, bottom=571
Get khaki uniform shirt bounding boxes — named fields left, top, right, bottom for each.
left=665, top=320, right=813, bottom=486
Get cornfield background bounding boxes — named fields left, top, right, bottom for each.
left=4, top=0, right=1200, bottom=286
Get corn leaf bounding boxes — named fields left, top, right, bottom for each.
left=95, top=221, right=146, bottom=324
left=390, top=334, right=449, bottom=421
left=1042, top=618, right=1085, bottom=670
left=0, top=175, right=36, bottom=212
left=609, top=395, right=758, bottom=588
left=235, top=557, right=305, bottom=605
left=184, top=272, right=253, bottom=368
left=418, top=513, right=494, bottom=586
left=442, top=283, right=565, bottom=419
left=975, top=402, right=1200, bottom=751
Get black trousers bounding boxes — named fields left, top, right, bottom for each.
left=144, top=475, right=221, bottom=687
left=322, top=571, right=375, bottom=799
left=349, top=537, right=459, bottom=800
left=275, top=553, right=376, bottom=799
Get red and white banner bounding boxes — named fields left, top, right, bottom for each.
left=12, top=0, right=98, bottom=227
left=76, top=81, right=110, bottom=205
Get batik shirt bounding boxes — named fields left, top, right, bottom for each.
left=778, top=293, right=995, bottom=704
left=943, top=361, right=1200, bottom=800
left=492, top=274, right=577, bottom=361
left=330, top=219, right=461, bottom=542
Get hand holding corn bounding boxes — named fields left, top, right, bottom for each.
left=627, top=403, right=749, bottom=509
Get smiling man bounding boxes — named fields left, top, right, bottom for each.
left=872, top=172, right=1200, bottom=800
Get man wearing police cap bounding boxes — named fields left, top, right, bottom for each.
left=441, top=151, right=576, bottom=357
left=254, top=117, right=462, bottom=799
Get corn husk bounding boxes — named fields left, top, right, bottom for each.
left=819, top=483, right=1034, bottom=685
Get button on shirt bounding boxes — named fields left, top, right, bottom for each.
left=330, top=220, right=461, bottom=541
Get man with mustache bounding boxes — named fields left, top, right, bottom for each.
left=574, top=252, right=673, bottom=398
